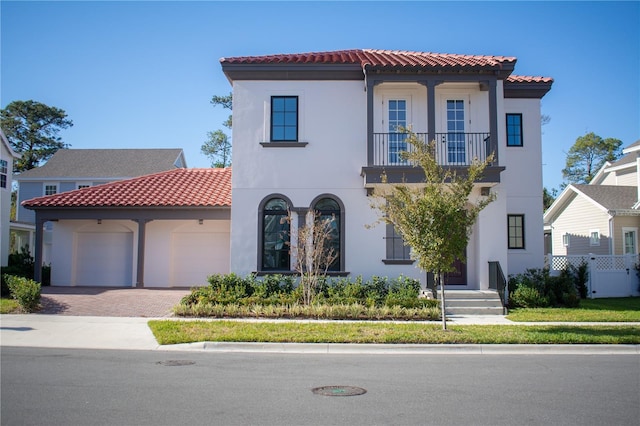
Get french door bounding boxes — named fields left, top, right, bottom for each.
left=446, top=99, right=466, bottom=164
left=386, top=98, right=409, bottom=165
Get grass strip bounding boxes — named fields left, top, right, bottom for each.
left=507, top=297, right=640, bottom=322
left=0, top=298, right=20, bottom=314
left=148, top=320, right=640, bottom=345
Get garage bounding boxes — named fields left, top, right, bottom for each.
left=23, top=168, right=232, bottom=287
left=75, top=231, right=134, bottom=286
left=171, top=231, right=230, bottom=286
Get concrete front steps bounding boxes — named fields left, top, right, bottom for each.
left=437, top=289, right=506, bottom=315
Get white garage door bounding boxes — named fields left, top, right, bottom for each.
left=76, top=232, right=133, bottom=286
left=171, top=232, right=230, bottom=286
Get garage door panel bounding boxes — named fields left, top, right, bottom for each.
left=76, top=232, right=133, bottom=286
left=172, top=232, right=229, bottom=286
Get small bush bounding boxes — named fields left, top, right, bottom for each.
left=569, top=261, right=589, bottom=299
left=510, top=286, right=548, bottom=308
left=4, top=274, right=41, bottom=312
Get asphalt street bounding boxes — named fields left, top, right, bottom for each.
left=2, top=346, right=639, bottom=426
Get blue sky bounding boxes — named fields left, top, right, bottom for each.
left=1, top=1, right=638, bottom=191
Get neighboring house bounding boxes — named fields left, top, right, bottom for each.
left=221, top=49, right=553, bottom=290
left=22, top=168, right=231, bottom=287
left=13, top=148, right=186, bottom=262
left=1, top=129, right=21, bottom=267
left=544, top=140, right=640, bottom=256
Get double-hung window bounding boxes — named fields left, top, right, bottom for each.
left=0, top=159, right=7, bottom=188
left=506, top=113, right=523, bottom=147
left=44, top=184, right=58, bottom=196
left=508, top=214, right=525, bottom=249
left=271, top=96, right=298, bottom=142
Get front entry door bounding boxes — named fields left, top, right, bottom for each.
left=445, top=256, right=467, bottom=285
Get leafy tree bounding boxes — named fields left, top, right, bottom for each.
left=370, top=130, right=495, bottom=329
left=201, top=130, right=232, bottom=168
left=543, top=187, right=557, bottom=211
left=0, top=100, right=73, bottom=172
left=202, top=93, right=232, bottom=168
left=562, top=132, right=622, bottom=184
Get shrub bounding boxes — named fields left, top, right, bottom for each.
left=569, top=261, right=589, bottom=299
left=508, top=267, right=580, bottom=308
left=510, top=286, right=548, bottom=308
left=4, top=274, right=41, bottom=312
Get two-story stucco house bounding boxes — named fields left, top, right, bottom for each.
left=221, top=49, right=553, bottom=290
left=13, top=148, right=186, bottom=262
left=1, top=129, right=21, bottom=267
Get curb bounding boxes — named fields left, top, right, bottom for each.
left=158, top=342, right=640, bottom=355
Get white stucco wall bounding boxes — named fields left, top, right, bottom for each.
left=502, top=98, right=545, bottom=275
left=230, top=78, right=543, bottom=288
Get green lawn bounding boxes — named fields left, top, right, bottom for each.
left=507, top=297, right=640, bottom=322
left=0, top=298, right=20, bottom=314
left=148, top=320, right=640, bottom=345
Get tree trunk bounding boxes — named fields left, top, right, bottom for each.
left=439, top=272, right=447, bottom=330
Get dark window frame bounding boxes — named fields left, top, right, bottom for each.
left=270, top=96, right=298, bottom=142
left=506, top=113, right=523, bottom=147
left=258, top=195, right=292, bottom=272
left=310, top=194, right=345, bottom=272
left=508, top=214, right=525, bottom=249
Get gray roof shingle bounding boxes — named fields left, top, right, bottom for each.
left=15, top=149, right=185, bottom=180
left=573, top=184, right=638, bottom=210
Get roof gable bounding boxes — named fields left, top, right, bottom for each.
left=15, top=149, right=186, bottom=180
left=545, top=184, right=638, bottom=224
left=22, top=168, right=232, bottom=209
left=1, top=128, right=21, bottom=159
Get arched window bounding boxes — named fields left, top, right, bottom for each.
left=312, top=197, right=341, bottom=272
left=261, top=197, right=290, bottom=271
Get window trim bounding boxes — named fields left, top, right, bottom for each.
left=270, top=96, right=298, bottom=142
left=622, top=227, right=638, bottom=255
left=44, top=183, right=58, bottom=196
left=0, top=159, right=7, bottom=189
left=563, top=233, right=571, bottom=248
left=589, top=229, right=600, bottom=246
left=258, top=194, right=293, bottom=272
left=507, top=214, right=525, bottom=249
left=310, top=194, right=345, bottom=272
left=383, top=222, right=413, bottom=264
left=506, top=113, right=523, bottom=147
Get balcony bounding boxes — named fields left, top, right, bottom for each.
left=362, top=132, right=505, bottom=187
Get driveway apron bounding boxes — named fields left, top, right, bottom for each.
left=37, top=287, right=192, bottom=317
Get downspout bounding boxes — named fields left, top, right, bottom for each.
left=608, top=211, right=615, bottom=254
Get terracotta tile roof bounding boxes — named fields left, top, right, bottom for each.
left=221, top=49, right=517, bottom=70
left=507, top=75, right=554, bottom=83
left=22, top=168, right=232, bottom=209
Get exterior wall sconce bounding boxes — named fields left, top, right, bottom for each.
left=97, top=219, right=102, bottom=225
left=198, top=219, right=203, bottom=225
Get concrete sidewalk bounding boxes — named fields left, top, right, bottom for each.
left=1, top=314, right=639, bottom=354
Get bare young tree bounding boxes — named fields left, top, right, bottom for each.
left=288, top=211, right=338, bottom=305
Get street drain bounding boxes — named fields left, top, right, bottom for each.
left=311, top=386, right=367, bottom=397
left=156, top=360, right=195, bottom=366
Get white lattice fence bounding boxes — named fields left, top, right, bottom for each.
left=546, top=254, right=640, bottom=298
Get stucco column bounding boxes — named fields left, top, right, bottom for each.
left=134, top=219, right=151, bottom=288
left=418, top=80, right=439, bottom=144
left=33, top=215, right=45, bottom=283
left=488, top=79, right=499, bottom=164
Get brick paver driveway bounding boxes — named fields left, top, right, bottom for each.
left=38, top=287, right=192, bottom=317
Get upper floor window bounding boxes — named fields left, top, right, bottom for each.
left=506, top=113, right=523, bottom=147
left=0, top=159, right=7, bottom=188
left=508, top=214, right=525, bottom=249
left=261, top=197, right=290, bottom=271
left=590, top=230, right=600, bottom=246
left=44, top=184, right=58, bottom=196
left=271, top=96, right=298, bottom=142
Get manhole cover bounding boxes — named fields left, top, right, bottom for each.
left=311, top=386, right=367, bottom=397
left=156, top=360, right=195, bottom=366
